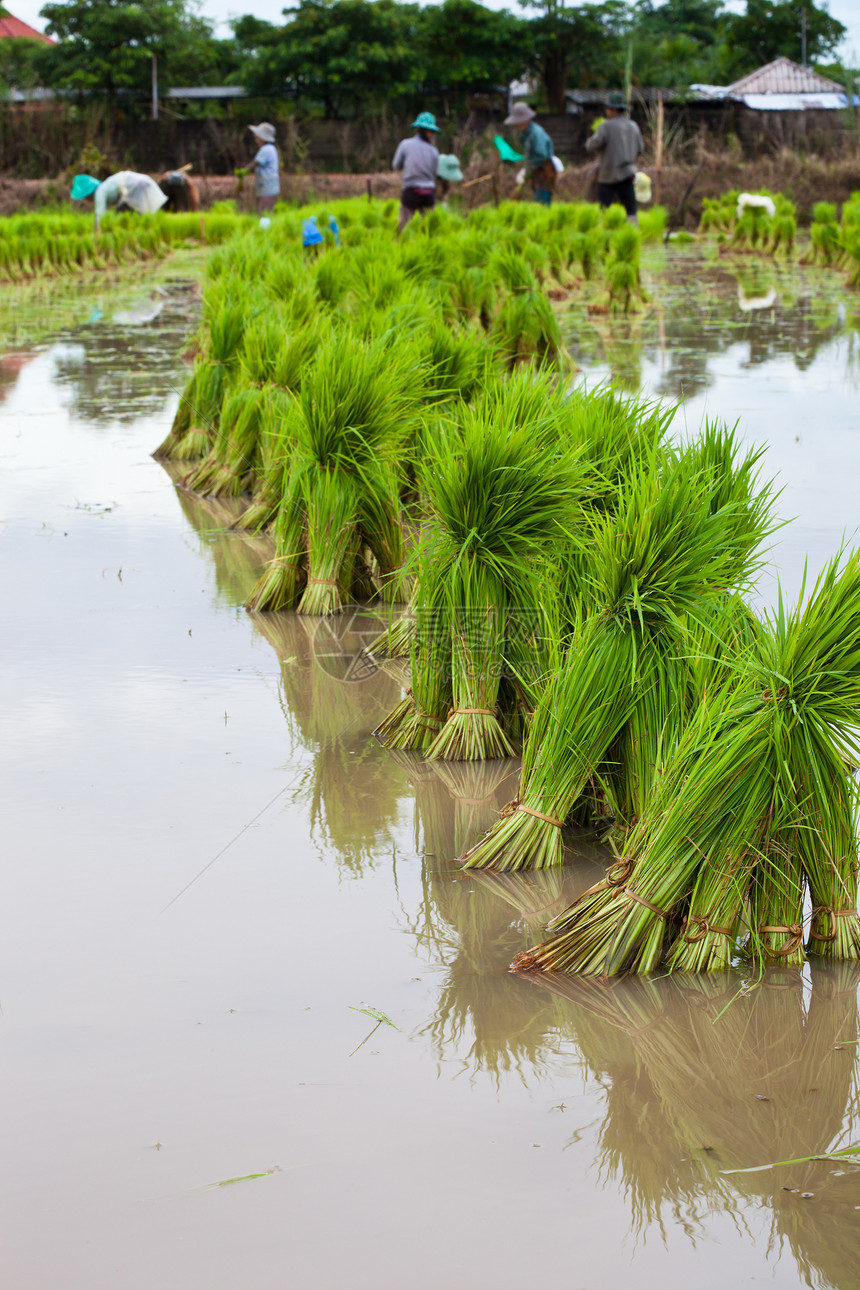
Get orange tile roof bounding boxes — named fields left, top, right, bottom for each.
left=0, top=11, right=54, bottom=42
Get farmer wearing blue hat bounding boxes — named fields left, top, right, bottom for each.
left=392, top=111, right=441, bottom=233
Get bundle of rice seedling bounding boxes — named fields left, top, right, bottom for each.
left=464, top=433, right=775, bottom=873
left=183, top=383, right=264, bottom=496
left=424, top=404, right=583, bottom=760
left=491, top=290, right=563, bottom=368
left=522, top=549, right=860, bottom=975
left=589, top=223, right=648, bottom=315
left=245, top=331, right=419, bottom=614
left=154, top=294, right=249, bottom=460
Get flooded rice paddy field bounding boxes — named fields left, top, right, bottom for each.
left=2, top=247, right=860, bottom=1289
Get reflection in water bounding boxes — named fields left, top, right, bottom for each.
left=173, top=483, right=272, bottom=607
left=253, top=609, right=406, bottom=874
left=47, top=281, right=199, bottom=424
left=526, top=966, right=860, bottom=1286
left=569, top=247, right=859, bottom=403
left=130, top=258, right=860, bottom=1285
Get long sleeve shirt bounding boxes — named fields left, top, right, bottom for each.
left=520, top=121, right=554, bottom=173
left=586, top=117, right=644, bottom=184
left=94, top=171, right=167, bottom=222
left=392, top=135, right=440, bottom=189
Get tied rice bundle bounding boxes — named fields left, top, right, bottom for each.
left=246, top=469, right=307, bottom=612
left=427, top=566, right=515, bottom=762
left=184, top=383, right=264, bottom=497
left=421, top=392, right=581, bottom=761
left=298, top=467, right=359, bottom=616
left=462, top=617, right=639, bottom=870
left=521, top=549, right=860, bottom=975
left=375, top=583, right=452, bottom=752
left=232, top=387, right=298, bottom=532
left=491, top=291, right=563, bottom=368
left=245, top=331, right=418, bottom=614
left=466, top=432, right=776, bottom=872
left=156, top=296, right=248, bottom=460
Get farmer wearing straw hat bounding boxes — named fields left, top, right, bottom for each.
left=244, top=122, right=280, bottom=214
left=504, top=103, right=555, bottom=206
left=586, top=91, right=644, bottom=219
left=392, top=111, right=441, bottom=233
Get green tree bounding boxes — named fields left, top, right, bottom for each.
left=724, top=0, right=846, bottom=75
left=35, top=0, right=226, bottom=100
left=236, top=0, right=421, bottom=116
left=414, top=0, right=527, bottom=95
left=0, top=36, right=43, bottom=95
left=520, top=0, right=628, bottom=109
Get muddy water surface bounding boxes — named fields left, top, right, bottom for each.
left=2, top=257, right=860, bottom=1290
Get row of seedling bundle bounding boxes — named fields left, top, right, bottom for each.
left=698, top=186, right=860, bottom=291
left=155, top=196, right=860, bottom=975
left=155, top=198, right=647, bottom=622
left=0, top=208, right=251, bottom=281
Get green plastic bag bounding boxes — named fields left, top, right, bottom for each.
left=494, top=135, right=523, bottom=164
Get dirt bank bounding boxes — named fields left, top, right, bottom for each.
left=2, top=151, right=859, bottom=223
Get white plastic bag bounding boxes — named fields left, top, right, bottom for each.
left=552, top=155, right=565, bottom=174
left=634, top=171, right=652, bottom=205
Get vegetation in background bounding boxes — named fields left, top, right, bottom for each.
left=1, top=0, right=850, bottom=116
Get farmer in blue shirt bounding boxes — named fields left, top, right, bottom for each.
left=246, top=122, right=280, bottom=214
left=505, top=103, right=556, bottom=206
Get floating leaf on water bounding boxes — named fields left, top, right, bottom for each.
left=349, top=1005, right=400, bottom=1030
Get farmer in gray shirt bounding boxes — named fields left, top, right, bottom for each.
left=586, top=91, right=644, bottom=218
left=393, top=111, right=441, bottom=232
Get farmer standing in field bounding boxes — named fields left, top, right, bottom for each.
left=245, top=123, right=280, bottom=214
left=586, top=91, right=644, bottom=219
left=504, top=103, right=556, bottom=206
left=392, top=112, right=441, bottom=232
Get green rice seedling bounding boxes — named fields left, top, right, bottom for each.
left=698, top=192, right=738, bottom=236
left=491, top=290, right=563, bottom=368
left=804, top=203, right=840, bottom=266
left=445, top=265, right=499, bottom=329
left=415, top=318, right=498, bottom=406
left=638, top=206, right=667, bottom=242
left=375, top=569, right=453, bottom=752
left=233, top=386, right=300, bottom=532
left=246, top=470, right=308, bottom=612
left=525, top=549, right=860, bottom=975
left=420, top=409, right=583, bottom=761
left=465, top=433, right=775, bottom=871
left=184, top=383, right=264, bottom=497
left=298, top=467, right=360, bottom=615
left=245, top=331, right=418, bottom=614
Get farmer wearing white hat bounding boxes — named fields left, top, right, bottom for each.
left=246, top=122, right=280, bottom=214
left=392, top=111, right=441, bottom=232
left=504, top=102, right=555, bottom=206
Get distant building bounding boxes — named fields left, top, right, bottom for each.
left=693, top=57, right=853, bottom=112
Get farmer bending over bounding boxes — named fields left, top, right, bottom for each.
left=393, top=112, right=440, bottom=233
left=586, top=92, right=644, bottom=220
left=70, top=171, right=167, bottom=228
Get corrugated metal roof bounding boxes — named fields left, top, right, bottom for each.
left=728, top=57, right=842, bottom=95
left=167, top=86, right=248, bottom=99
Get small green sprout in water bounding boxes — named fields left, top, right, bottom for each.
left=348, top=1005, right=400, bottom=1057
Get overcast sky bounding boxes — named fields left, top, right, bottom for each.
left=10, top=0, right=860, bottom=68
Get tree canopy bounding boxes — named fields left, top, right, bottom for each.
left=11, top=0, right=850, bottom=114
